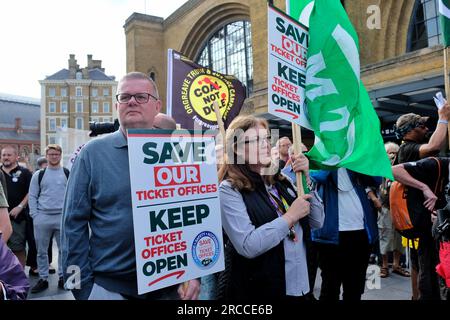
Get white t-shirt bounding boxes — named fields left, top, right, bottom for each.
left=337, top=168, right=365, bottom=231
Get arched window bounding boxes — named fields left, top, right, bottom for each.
left=196, top=20, right=253, bottom=95
left=408, top=0, right=443, bottom=51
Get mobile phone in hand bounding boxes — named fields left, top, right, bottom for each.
left=434, top=91, right=446, bottom=110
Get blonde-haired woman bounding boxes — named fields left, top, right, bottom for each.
left=217, top=115, right=324, bottom=300
left=378, top=142, right=410, bottom=278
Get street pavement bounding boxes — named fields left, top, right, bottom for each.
left=27, top=242, right=412, bottom=300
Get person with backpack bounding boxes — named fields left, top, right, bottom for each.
left=377, top=142, right=410, bottom=278
left=26, top=156, right=55, bottom=277
left=394, top=104, right=450, bottom=300
left=28, top=144, right=69, bottom=293
left=392, top=156, right=450, bottom=300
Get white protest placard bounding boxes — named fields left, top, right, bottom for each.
left=268, top=4, right=311, bottom=129
left=127, top=129, right=224, bottom=294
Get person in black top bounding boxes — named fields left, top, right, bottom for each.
left=393, top=157, right=450, bottom=300
left=1, top=145, right=32, bottom=267
left=394, top=102, right=450, bottom=300
left=395, top=100, right=450, bottom=164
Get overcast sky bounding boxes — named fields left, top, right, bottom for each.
left=0, top=0, right=188, bottom=99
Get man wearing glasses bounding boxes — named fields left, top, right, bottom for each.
left=28, top=144, right=69, bottom=294
left=61, top=72, right=200, bottom=300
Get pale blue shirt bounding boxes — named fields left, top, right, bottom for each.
left=219, top=180, right=324, bottom=296
left=337, top=168, right=365, bottom=231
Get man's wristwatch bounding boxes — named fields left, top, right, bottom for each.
left=17, top=204, right=24, bottom=209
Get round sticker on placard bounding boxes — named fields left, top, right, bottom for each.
left=192, top=231, right=220, bottom=269
left=180, top=68, right=237, bottom=128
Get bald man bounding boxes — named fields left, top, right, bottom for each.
left=1, top=145, right=32, bottom=267
left=153, top=113, right=177, bottom=130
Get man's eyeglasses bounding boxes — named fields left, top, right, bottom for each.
left=116, top=93, right=158, bottom=104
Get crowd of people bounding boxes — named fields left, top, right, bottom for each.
left=0, top=72, right=449, bottom=301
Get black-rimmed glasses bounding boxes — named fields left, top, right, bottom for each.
left=116, top=93, right=158, bottom=104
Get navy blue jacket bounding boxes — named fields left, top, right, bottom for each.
left=310, top=169, right=380, bottom=245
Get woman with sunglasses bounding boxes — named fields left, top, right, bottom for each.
left=217, top=115, right=324, bottom=300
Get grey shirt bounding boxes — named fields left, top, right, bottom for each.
left=219, top=179, right=324, bottom=296
left=28, top=167, right=68, bottom=217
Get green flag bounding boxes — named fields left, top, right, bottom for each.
left=302, top=0, right=393, bottom=179
left=286, top=0, right=314, bottom=26
left=439, top=0, right=450, bottom=47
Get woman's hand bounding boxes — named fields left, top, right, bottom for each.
left=283, top=194, right=312, bottom=227
left=290, top=153, right=312, bottom=186
left=290, top=153, right=309, bottom=174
